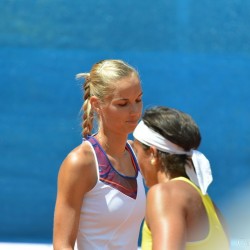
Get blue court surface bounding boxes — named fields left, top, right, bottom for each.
left=0, top=1, right=250, bottom=249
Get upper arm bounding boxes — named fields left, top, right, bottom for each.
left=53, top=144, right=97, bottom=249
left=146, top=185, right=187, bottom=250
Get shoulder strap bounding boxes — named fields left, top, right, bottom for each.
left=82, top=137, right=100, bottom=180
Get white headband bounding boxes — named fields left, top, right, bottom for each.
left=133, top=121, right=213, bottom=195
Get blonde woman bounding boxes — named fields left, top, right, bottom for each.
left=53, top=60, right=146, bottom=250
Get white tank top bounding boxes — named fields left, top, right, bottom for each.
left=76, top=137, right=146, bottom=250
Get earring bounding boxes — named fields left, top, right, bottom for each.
left=150, top=158, right=156, bottom=165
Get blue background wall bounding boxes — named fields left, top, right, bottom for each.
left=0, top=0, right=249, bottom=247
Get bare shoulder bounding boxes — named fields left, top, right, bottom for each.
left=147, top=184, right=167, bottom=206
left=58, top=141, right=97, bottom=192
left=146, top=182, right=188, bottom=232
left=63, top=141, right=95, bottom=169
left=147, top=181, right=196, bottom=209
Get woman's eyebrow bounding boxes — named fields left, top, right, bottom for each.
left=114, top=92, right=143, bottom=101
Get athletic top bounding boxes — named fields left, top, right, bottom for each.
left=76, top=136, right=146, bottom=250
left=141, top=177, right=229, bottom=250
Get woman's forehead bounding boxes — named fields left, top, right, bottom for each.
left=112, top=77, right=142, bottom=96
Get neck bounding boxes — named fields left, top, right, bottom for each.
left=157, top=171, right=171, bottom=183
left=95, top=132, right=128, bottom=158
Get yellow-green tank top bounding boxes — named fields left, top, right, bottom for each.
left=141, top=177, right=229, bottom=250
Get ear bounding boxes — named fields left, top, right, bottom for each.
left=89, top=95, right=100, bottom=112
left=149, top=146, right=159, bottom=167
left=149, top=146, right=158, bottom=159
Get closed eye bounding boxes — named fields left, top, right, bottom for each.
left=118, top=102, right=128, bottom=107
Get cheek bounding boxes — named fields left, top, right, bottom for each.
left=137, top=101, right=143, bottom=112
left=137, top=159, right=145, bottom=173
left=134, top=143, right=149, bottom=173
left=137, top=155, right=150, bottom=176
left=101, top=107, right=121, bottom=123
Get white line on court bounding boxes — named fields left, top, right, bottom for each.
left=0, top=243, right=142, bottom=250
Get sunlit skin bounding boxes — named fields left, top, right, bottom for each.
left=92, top=72, right=143, bottom=137
left=133, top=140, right=213, bottom=250
left=133, top=140, right=159, bottom=187
left=53, top=73, right=143, bottom=250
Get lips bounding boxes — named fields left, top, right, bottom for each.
left=126, top=120, right=139, bottom=125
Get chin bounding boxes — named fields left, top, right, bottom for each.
left=128, top=123, right=138, bottom=131
left=124, top=125, right=137, bottom=133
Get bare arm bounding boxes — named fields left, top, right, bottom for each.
left=146, top=184, right=187, bottom=250
left=53, top=143, right=97, bottom=250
